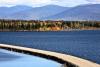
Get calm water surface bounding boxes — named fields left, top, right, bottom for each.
left=0, top=30, right=100, bottom=64
left=0, top=49, right=61, bottom=67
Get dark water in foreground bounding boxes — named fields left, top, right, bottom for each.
left=0, top=30, right=100, bottom=64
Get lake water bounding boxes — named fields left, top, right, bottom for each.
left=0, top=30, right=100, bottom=64
left=0, top=49, right=61, bottom=67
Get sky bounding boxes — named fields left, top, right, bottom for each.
left=0, top=0, right=100, bottom=7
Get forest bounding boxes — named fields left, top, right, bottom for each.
left=0, top=19, right=100, bottom=31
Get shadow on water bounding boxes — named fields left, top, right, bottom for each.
left=0, top=52, right=21, bottom=62
left=0, top=49, right=62, bottom=67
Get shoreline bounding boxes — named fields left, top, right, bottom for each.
left=0, top=29, right=100, bottom=32
left=0, top=44, right=100, bottom=67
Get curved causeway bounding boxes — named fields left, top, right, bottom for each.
left=0, top=44, right=100, bottom=67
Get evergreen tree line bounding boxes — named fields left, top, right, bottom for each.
left=0, top=19, right=100, bottom=31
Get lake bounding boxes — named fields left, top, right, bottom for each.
left=0, top=49, right=61, bottom=67
left=0, top=30, right=100, bottom=64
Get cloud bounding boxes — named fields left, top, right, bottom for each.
left=86, top=0, right=100, bottom=3
left=86, top=0, right=100, bottom=2
left=0, top=0, right=99, bottom=7
left=0, top=0, right=53, bottom=7
left=51, top=0, right=90, bottom=7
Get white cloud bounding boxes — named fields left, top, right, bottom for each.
left=51, top=0, right=90, bottom=7
left=87, top=0, right=100, bottom=2
left=0, top=0, right=99, bottom=7
left=0, top=0, right=53, bottom=7
left=86, top=0, right=100, bottom=3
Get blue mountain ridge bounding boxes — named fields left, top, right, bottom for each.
left=43, top=4, right=100, bottom=21
left=0, top=4, right=100, bottom=21
left=0, top=5, right=67, bottom=20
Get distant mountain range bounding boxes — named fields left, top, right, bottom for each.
left=0, top=5, right=33, bottom=18
left=0, top=5, right=67, bottom=20
left=44, top=4, right=100, bottom=21
left=0, top=4, right=100, bottom=21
